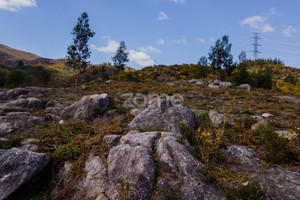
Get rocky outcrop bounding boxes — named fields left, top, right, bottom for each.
left=0, top=112, right=46, bottom=137
left=209, top=80, right=233, bottom=89
left=224, top=145, right=300, bottom=200
left=0, top=148, right=50, bottom=200
left=0, top=87, right=51, bottom=101
left=3, top=97, right=45, bottom=111
left=155, top=133, right=223, bottom=200
left=189, top=79, right=205, bottom=86
left=277, top=96, right=300, bottom=103
left=70, top=130, right=224, bottom=200
left=61, top=94, right=109, bottom=121
left=209, top=110, right=234, bottom=125
left=127, top=99, right=196, bottom=134
left=45, top=102, right=65, bottom=116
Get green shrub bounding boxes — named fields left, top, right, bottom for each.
left=258, top=125, right=299, bottom=164
left=5, top=70, right=25, bottom=88
left=226, top=181, right=266, bottom=200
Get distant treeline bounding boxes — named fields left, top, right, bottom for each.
left=0, top=61, right=51, bottom=88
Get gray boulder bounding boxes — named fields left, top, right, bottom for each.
left=209, top=110, right=234, bottom=125
left=0, top=112, right=46, bottom=137
left=277, top=96, right=300, bottom=103
left=0, top=148, right=50, bottom=200
left=127, top=99, right=196, bottom=134
left=155, top=133, right=223, bottom=200
left=103, top=135, right=122, bottom=148
left=189, top=79, right=205, bottom=86
left=224, top=145, right=300, bottom=200
left=20, top=138, right=39, bottom=151
left=61, top=94, right=109, bottom=121
left=0, top=88, right=30, bottom=100
left=4, top=97, right=45, bottom=110
left=208, top=84, right=220, bottom=90
left=239, top=84, right=251, bottom=91
left=220, top=81, right=234, bottom=88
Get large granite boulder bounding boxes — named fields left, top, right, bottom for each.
left=127, top=99, right=196, bottom=134
left=66, top=131, right=224, bottom=200
left=0, top=112, right=46, bottom=137
left=0, top=148, right=50, bottom=200
left=61, top=94, right=109, bottom=121
left=224, top=145, right=300, bottom=200
left=4, top=98, right=45, bottom=111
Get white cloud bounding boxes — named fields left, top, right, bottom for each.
left=240, top=15, right=275, bottom=33
left=169, top=0, right=186, bottom=3
left=197, top=38, right=206, bottom=44
left=129, top=50, right=155, bottom=66
left=90, top=37, right=119, bottom=53
left=174, top=36, right=188, bottom=45
left=0, top=0, right=37, bottom=11
left=282, top=25, right=297, bottom=37
left=157, top=39, right=165, bottom=46
left=158, top=11, right=169, bottom=21
left=269, top=8, right=278, bottom=15
left=139, top=46, right=161, bottom=54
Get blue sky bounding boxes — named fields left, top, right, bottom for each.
left=0, top=0, right=300, bottom=69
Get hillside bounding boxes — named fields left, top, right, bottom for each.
left=0, top=44, right=54, bottom=66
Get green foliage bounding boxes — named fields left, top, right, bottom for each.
left=226, top=182, right=266, bottom=200
left=284, top=73, right=298, bottom=86
left=5, top=70, right=25, bottom=88
left=255, top=66, right=273, bottom=90
left=66, top=12, right=95, bottom=84
left=238, top=51, right=247, bottom=63
left=112, top=41, right=129, bottom=73
left=198, top=56, right=208, bottom=66
left=258, top=125, right=299, bottom=164
left=208, top=35, right=234, bottom=70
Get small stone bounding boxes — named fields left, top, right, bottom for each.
left=59, top=120, right=65, bottom=125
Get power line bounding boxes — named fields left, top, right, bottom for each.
left=250, top=32, right=261, bottom=60
left=263, top=46, right=300, bottom=55
left=262, top=38, right=300, bottom=47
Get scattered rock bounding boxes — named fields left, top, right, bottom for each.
left=277, top=96, right=300, bottom=103
left=0, top=112, right=46, bottom=137
left=59, top=120, right=65, bottom=125
left=224, top=145, right=300, bottom=200
left=208, top=84, right=220, bottom=90
left=61, top=94, right=109, bottom=121
left=4, top=98, right=45, bottom=110
left=239, top=84, right=251, bottom=91
left=127, top=99, right=196, bottom=134
left=220, top=81, right=234, bottom=88
left=0, top=88, right=30, bottom=100
left=80, top=85, right=86, bottom=90
left=189, top=79, right=205, bottom=86
left=251, top=115, right=267, bottom=130
left=261, top=113, right=275, bottom=118
left=209, top=110, right=234, bottom=125
left=105, top=80, right=114, bottom=84
left=0, top=148, right=50, bottom=200
left=275, top=131, right=297, bottom=138
left=45, top=102, right=65, bottom=116
left=20, top=138, right=39, bottom=152
left=102, top=135, right=121, bottom=148
left=130, top=108, right=143, bottom=117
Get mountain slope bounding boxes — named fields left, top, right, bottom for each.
left=0, top=44, right=53, bottom=66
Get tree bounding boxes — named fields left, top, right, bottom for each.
left=208, top=35, right=233, bottom=70
left=112, top=41, right=129, bottom=72
left=238, top=51, right=247, bottom=63
left=198, top=56, right=208, bottom=66
left=66, top=12, right=95, bottom=85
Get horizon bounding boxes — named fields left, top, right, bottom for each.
left=1, top=0, right=300, bottom=69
